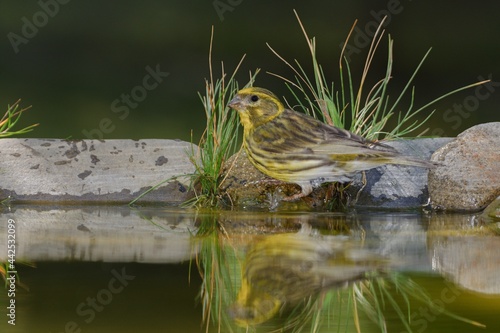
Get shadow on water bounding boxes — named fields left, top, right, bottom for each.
left=0, top=205, right=499, bottom=332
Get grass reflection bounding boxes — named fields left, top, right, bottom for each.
left=194, top=214, right=241, bottom=333
left=193, top=214, right=483, bottom=333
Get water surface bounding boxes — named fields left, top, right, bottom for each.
left=1, top=205, right=499, bottom=332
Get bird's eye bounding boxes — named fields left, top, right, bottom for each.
left=250, top=95, right=259, bottom=102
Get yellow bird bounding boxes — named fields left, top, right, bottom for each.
left=228, top=87, right=433, bottom=201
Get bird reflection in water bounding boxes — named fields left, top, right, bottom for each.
left=229, top=223, right=386, bottom=327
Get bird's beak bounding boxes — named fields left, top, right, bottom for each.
left=228, top=95, right=242, bottom=110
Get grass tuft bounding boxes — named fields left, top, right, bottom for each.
left=183, top=27, right=258, bottom=208
left=268, top=11, right=488, bottom=141
left=0, top=99, right=38, bottom=138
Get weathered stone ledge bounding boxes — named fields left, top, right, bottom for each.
left=0, top=139, right=195, bottom=204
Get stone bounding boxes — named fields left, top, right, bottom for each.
left=0, top=139, right=195, bottom=204
left=346, top=138, right=452, bottom=209
left=219, top=150, right=305, bottom=209
left=428, top=122, right=500, bottom=211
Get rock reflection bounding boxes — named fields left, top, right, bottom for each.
left=229, top=224, right=386, bottom=326
left=428, top=212, right=500, bottom=295
left=0, top=205, right=196, bottom=263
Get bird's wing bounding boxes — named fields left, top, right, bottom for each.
left=253, top=109, right=397, bottom=157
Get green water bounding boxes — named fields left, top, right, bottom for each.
left=1, top=206, right=499, bottom=333
left=2, top=262, right=201, bottom=333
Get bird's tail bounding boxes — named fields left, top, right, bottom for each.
left=387, top=156, right=437, bottom=169
left=369, top=140, right=438, bottom=169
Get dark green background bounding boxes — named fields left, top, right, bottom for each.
left=1, top=1, right=499, bottom=141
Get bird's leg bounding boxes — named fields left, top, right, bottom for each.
left=282, top=184, right=313, bottom=202
left=281, top=192, right=306, bottom=202
left=353, top=171, right=367, bottom=205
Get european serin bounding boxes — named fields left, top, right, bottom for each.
left=228, top=87, right=433, bottom=201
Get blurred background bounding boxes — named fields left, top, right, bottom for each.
left=1, top=1, right=499, bottom=141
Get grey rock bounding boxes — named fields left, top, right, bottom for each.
left=346, top=138, right=452, bottom=209
left=0, top=139, right=195, bottom=204
left=429, top=122, right=500, bottom=211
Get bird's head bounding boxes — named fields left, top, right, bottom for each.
left=228, top=87, right=285, bottom=130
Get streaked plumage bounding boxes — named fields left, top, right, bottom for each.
left=228, top=87, right=432, bottom=201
